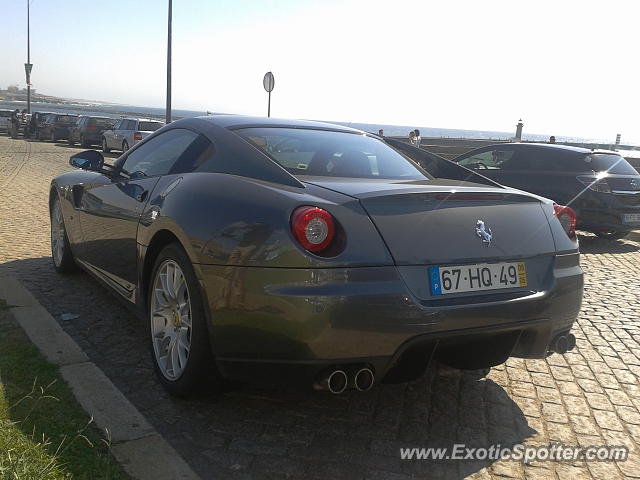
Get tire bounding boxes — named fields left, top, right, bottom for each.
left=68, top=134, right=75, bottom=146
left=50, top=197, right=78, bottom=273
left=594, top=230, right=629, bottom=240
left=102, top=137, right=111, bottom=153
left=80, top=134, right=89, bottom=148
left=148, top=243, right=223, bottom=397
left=122, top=140, right=129, bottom=152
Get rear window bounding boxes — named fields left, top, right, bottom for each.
left=88, top=118, right=114, bottom=127
left=138, top=121, right=163, bottom=132
left=57, top=115, right=77, bottom=123
left=0, top=111, right=11, bottom=118
left=586, top=154, right=638, bottom=175
left=236, top=127, right=429, bottom=180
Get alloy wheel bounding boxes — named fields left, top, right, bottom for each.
left=51, top=202, right=65, bottom=267
left=150, top=260, right=192, bottom=381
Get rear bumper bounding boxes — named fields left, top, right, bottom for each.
left=576, top=198, right=640, bottom=232
left=196, top=253, right=583, bottom=386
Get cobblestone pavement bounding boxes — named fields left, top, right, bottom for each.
left=1, top=136, right=639, bottom=480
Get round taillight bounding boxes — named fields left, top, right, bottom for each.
left=291, top=206, right=335, bottom=253
left=553, top=204, right=577, bottom=239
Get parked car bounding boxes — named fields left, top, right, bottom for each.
left=50, top=116, right=583, bottom=397
left=68, top=116, right=115, bottom=148
left=0, top=109, right=12, bottom=133
left=38, top=113, right=78, bottom=141
left=101, top=118, right=164, bottom=153
left=455, top=143, right=640, bottom=240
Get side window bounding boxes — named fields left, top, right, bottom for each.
left=121, top=129, right=214, bottom=178
left=458, top=149, right=515, bottom=170
left=112, top=120, right=121, bottom=130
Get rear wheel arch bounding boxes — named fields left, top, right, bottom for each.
left=142, top=230, right=199, bottom=310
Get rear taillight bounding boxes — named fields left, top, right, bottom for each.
left=86, top=126, right=97, bottom=132
left=577, top=175, right=611, bottom=193
left=291, top=206, right=335, bottom=253
left=54, top=123, right=62, bottom=129
left=553, top=204, right=577, bottom=239
left=133, top=132, right=143, bottom=141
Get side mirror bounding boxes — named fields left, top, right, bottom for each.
left=70, top=150, right=104, bottom=172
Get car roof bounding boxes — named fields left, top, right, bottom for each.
left=198, top=114, right=364, bottom=133
left=120, top=117, right=164, bottom=122
left=481, top=142, right=621, bottom=156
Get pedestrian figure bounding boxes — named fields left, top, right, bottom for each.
left=10, top=109, right=20, bottom=138
left=414, top=129, right=422, bottom=147
left=549, top=136, right=556, bottom=144
left=378, top=129, right=384, bottom=136
left=409, top=131, right=416, bottom=145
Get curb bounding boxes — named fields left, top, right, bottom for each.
left=0, top=276, right=201, bottom=480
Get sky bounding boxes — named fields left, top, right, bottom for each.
left=2, top=0, right=640, bottom=142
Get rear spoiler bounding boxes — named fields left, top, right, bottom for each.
left=384, top=138, right=501, bottom=188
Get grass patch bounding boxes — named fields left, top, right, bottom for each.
left=0, top=306, right=128, bottom=480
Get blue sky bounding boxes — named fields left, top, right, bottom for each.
left=3, top=0, right=640, bottom=142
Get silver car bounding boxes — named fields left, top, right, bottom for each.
left=0, top=109, right=13, bottom=133
left=101, top=118, right=164, bottom=153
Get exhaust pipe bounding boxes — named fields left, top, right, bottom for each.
left=354, top=367, right=375, bottom=392
left=314, top=369, right=348, bottom=394
left=552, top=333, right=576, bottom=354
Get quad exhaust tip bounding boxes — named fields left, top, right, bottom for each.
left=314, top=365, right=375, bottom=394
left=354, top=367, right=375, bottom=391
left=552, top=333, right=576, bottom=355
left=314, top=369, right=348, bottom=394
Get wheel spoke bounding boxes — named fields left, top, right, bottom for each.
left=150, top=259, right=193, bottom=381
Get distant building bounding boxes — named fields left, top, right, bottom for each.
left=7, top=85, right=19, bottom=93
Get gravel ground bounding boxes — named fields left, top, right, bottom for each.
left=0, top=135, right=639, bottom=480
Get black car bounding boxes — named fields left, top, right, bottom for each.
left=68, top=116, right=115, bottom=147
left=49, top=116, right=582, bottom=397
left=455, top=143, right=640, bottom=239
left=38, top=113, right=79, bottom=142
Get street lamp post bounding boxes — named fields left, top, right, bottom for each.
left=26, top=0, right=31, bottom=114
left=165, top=0, right=172, bottom=124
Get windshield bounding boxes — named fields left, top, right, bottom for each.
left=138, top=121, right=163, bottom=132
left=236, top=127, right=429, bottom=180
left=586, top=154, right=638, bottom=175
left=88, top=118, right=114, bottom=127
left=0, top=111, right=11, bottom=118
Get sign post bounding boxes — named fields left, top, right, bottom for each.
left=263, top=72, right=275, bottom=117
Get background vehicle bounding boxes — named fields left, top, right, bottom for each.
left=50, top=116, right=582, bottom=397
left=0, top=109, right=12, bottom=133
left=455, top=143, right=640, bottom=240
left=38, top=113, right=78, bottom=142
left=68, top=116, right=115, bottom=147
left=102, top=118, right=164, bottom=152
left=28, top=111, right=55, bottom=138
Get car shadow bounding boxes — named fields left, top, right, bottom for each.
left=577, top=232, right=640, bottom=254
left=0, top=256, right=539, bottom=480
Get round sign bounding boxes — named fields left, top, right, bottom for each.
left=263, top=71, right=275, bottom=92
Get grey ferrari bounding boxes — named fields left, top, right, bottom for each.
left=49, top=116, right=584, bottom=396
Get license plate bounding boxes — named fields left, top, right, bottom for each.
left=622, top=213, right=640, bottom=224
left=429, top=262, right=527, bottom=295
